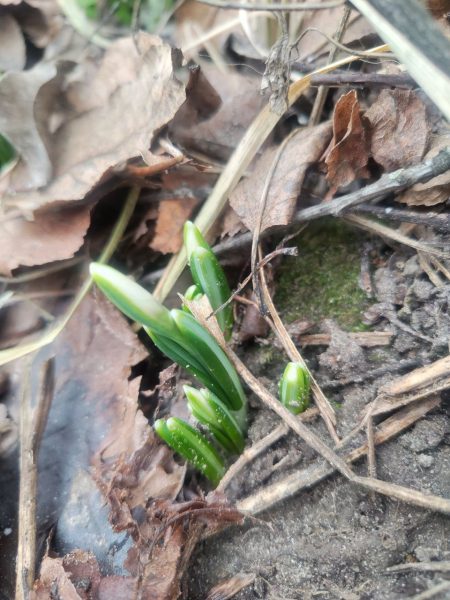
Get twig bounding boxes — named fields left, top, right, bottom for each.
left=16, top=358, right=55, bottom=599
left=410, top=581, right=450, bottom=600
left=354, top=205, right=450, bottom=233
left=217, top=407, right=319, bottom=492
left=310, top=72, right=417, bottom=89
left=295, top=147, right=450, bottom=221
left=386, top=562, right=450, bottom=573
left=366, top=416, right=376, bottom=480
left=258, top=247, right=339, bottom=441
left=210, top=246, right=297, bottom=319
left=299, top=331, right=393, bottom=348
left=237, top=395, right=440, bottom=514
left=194, top=0, right=344, bottom=11
left=309, top=5, right=352, bottom=125
left=345, top=214, right=450, bottom=260
left=251, top=132, right=299, bottom=314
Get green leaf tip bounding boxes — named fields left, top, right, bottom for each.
left=89, top=263, right=176, bottom=337
left=279, top=362, right=310, bottom=415
left=155, top=416, right=225, bottom=486
left=183, top=222, right=233, bottom=339
left=184, top=385, right=245, bottom=455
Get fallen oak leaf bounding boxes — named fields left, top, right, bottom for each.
left=230, top=121, right=332, bottom=232
left=0, top=204, right=91, bottom=276
left=0, top=61, right=56, bottom=190
left=397, top=133, right=450, bottom=206
left=365, top=88, right=430, bottom=171
left=324, top=90, right=370, bottom=195
left=3, top=33, right=185, bottom=212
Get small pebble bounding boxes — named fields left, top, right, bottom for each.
left=417, top=454, right=434, bottom=468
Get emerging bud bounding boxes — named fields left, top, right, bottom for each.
left=154, top=417, right=225, bottom=486
left=279, top=362, right=310, bottom=415
left=184, top=385, right=245, bottom=455
left=183, top=221, right=233, bottom=339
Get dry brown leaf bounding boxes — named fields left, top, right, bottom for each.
left=230, top=121, right=332, bottom=232
left=0, top=61, right=56, bottom=190
left=3, top=33, right=185, bottom=212
left=151, top=197, right=199, bottom=254
left=206, top=573, right=256, bottom=600
left=365, top=89, right=430, bottom=171
left=0, top=14, right=26, bottom=71
left=397, top=133, right=450, bottom=206
left=172, top=65, right=265, bottom=162
left=31, top=550, right=137, bottom=600
left=220, top=205, right=247, bottom=239
left=237, top=291, right=270, bottom=343
left=324, top=90, right=370, bottom=194
left=0, top=204, right=91, bottom=276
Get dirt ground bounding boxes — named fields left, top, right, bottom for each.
left=188, top=224, right=450, bottom=599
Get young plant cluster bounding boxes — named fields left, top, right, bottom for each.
left=91, top=221, right=310, bottom=486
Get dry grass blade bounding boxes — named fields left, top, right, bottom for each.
left=386, top=562, right=450, bottom=573
left=345, top=214, right=450, bottom=260
left=194, top=0, right=344, bottom=10
left=410, top=581, right=450, bottom=600
left=153, top=44, right=389, bottom=303
left=0, top=186, right=140, bottom=367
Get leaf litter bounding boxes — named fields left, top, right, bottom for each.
left=1, top=1, right=450, bottom=599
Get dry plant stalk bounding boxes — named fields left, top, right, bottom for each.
left=16, top=358, right=54, bottom=599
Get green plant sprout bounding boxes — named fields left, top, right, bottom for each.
left=279, top=362, right=310, bottom=415
left=184, top=221, right=234, bottom=340
left=90, top=228, right=245, bottom=486
left=184, top=385, right=245, bottom=455
left=154, top=417, right=225, bottom=486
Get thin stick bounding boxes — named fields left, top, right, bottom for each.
left=410, top=582, right=450, bottom=600
left=195, top=0, right=344, bottom=11
left=16, top=359, right=55, bottom=599
left=366, top=415, right=377, bottom=480
left=218, top=407, right=319, bottom=492
left=309, top=5, right=351, bottom=125
left=295, top=147, right=450, bottom=222
left=238, top=396, right=440, bottom=514
left=345, top=213, right=450, bottom=260
left=251, top=130, right=300, bottom=315
left=258, top=248, right=339, bottom=441
left=310, top=72, right=416, bottom=88
left=386, top=562, right=450, bottom=573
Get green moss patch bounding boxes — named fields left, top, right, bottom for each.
left=275, top=220, right=370, bottom=331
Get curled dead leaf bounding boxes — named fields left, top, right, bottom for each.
left=324, top=90, right=370, bottom=195
left=3, top=33, right=185, bottom=212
